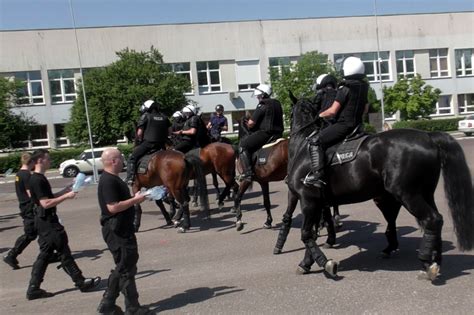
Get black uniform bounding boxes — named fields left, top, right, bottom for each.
left=3, top=170, right=37, bottom=267
left=28, top=173, right=92, bottom=295
left=240, top=98, right=284, bottom=153
left=171, top=116, right=186, bottom=146
left=174, top=115, right=200, bottom=153
left=97, top=171, right=141, bottom=311
left=318, top=78, right=368, bottom=148
left=132, top=112, right=170, bottom=159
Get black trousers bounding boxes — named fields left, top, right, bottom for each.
left=317, top=123, right=354, bottom=149
left=30, top=215, right=83, bottom=287
left=131, top=141, right=165, bottom=162
left=10, top=203, right=37, bottom=257
left=102, top=223, right=140, bottom=308
left=174, top=140, right=195, bottom=154
left=240, top=130, right=274, bottom=154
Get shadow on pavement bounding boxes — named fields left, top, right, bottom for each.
left=72, top=248, right=109, bottom=261
left=147, top=286, right=244, bottom=312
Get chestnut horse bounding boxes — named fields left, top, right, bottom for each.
left=132, top=150, right=209, bottom=233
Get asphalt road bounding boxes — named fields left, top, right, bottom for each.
left=1, top=138, right=473, bottom=314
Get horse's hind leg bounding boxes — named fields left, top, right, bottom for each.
left=174, top=188, right=192, bottom=233
left=155, top=200, right=173, bottom=226
left=332, top=205, right=342, bottom=228
left=402, top=194, right=443, bottom=281
left=274, top=190, right=298, bottom=254
left=261, top=182, right=273, bottom=229
left=322, top=206, right=336, bottom=248
left=373, top=194, right=402, bottom=257
left=233, top=180, right=252, bottom=231
left=191, top=179, right=198, bottom=207
left=212, top=172, right=220, bottom=201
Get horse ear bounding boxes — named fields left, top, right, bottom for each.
left=288, top=90, right=297, bottom=105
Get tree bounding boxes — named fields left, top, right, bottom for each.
left=66, top=47, right=191, bottom=145
left=270, top=51, right=335, bottom=120
left=0, top=77, right=37, bottom=149
left=383, top=74, right=441, bottom=120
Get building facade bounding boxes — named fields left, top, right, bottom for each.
left=1, top=12, right=473, bottom=149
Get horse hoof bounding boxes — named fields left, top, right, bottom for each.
left=177, top=227, right=186, bottom=233
left=192, top=202, right=198, bottom=208
left=324, top=259, right=338, bottom=278
left=218, top=201, right=224, bottom=210
left=381, top=248, right=399, bottom=259
left=418, top=263, right=440, bottom=281
left=296, top=265, right=310, bottom=275
left=165, top=220, right=173, bottom=226
left=322, top=242, right=333, bottom=249
left=273, top=247, right=282, bottom=255
left=263, top=222, right=272, bottom=229
left=236, top=221, right=244, bottom=231
left=173, top=220, right=180, bottom=228
left=230, top=207, right=236, bottom=214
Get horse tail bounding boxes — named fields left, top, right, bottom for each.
left=429, top=132, right=474, bottom=251
left=184, top=154, right=210, bottom=213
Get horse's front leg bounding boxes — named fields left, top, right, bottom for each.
left=211, top=172, right=220, bottom=201
left=274, top=190, right=298, bottom=254
left=260, top=182, right=273, bottom=229
left=155, top=200, right=172, bottom=226
left=298, top=200, right=338, bottom=278
left=233, top=180, right=252, bottom=231
left=322, top=206, right=336, bottom=248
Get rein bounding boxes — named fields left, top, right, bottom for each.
left=290, top=116, right=320, bottom=137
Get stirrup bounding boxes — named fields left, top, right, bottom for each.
left=301, top=173, right=326, bottom=188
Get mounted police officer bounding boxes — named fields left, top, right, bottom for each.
left=207, top=104, right=228, bottom=142
left=302, top=56, right=369, bottom=187
left=173, top=104, right=200, bottom=153
left=239, top=83, right=284, bottom=181
left=125, top=99, right=171, bottom=184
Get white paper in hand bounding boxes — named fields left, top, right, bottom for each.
left=72, top=173, right=92, bottom=192
left=144, top=186, right=167, bottom=200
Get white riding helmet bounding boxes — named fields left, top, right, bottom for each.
left=143, top=99, right=155, bottom=109
left=254, top=84, right=272, bottom=97
left=182, top=104, right=197, bottom=115
left=172, top=111, right=183, bottom=118
left=316, top=74, right=328, bottom=86
left=343, top=57, right=365, bottom=77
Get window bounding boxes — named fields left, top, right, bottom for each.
left=458, top=93, right=474, bottom=114
left=15, top=71, right=44, bottom=105
left=455, top=49, right=473, bottom=77
left=429, top=49, right=449, bottom=78
left=196, top=61, right=221, bottom=93
left=269, top=56, right=297, bottom=79
left=396, top=50, right=416, bottom=78
left=54, top=123, right=70, bottom=147
left=165, top=62, right=193, bottom=94
left=432, top=95, right=452, bottom=115
left=48, top=69, right=77, bottom=103
left=334, top=52, right=390, bottom=82
left=236, top=60, right=260, bottom=91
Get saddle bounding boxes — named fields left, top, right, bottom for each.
left=137, top=149, right=160, bottom=174
left=325, top=126, right=369, bottom=166
left=253, top=137, right=286, bottom=166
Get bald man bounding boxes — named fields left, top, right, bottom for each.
left=97, top=148, right=150, bottom=315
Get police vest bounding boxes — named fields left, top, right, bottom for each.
left=254, top=98, right=284, bottom=134
left=336, top=79, right=368, bottom=127
left=143, top=113, right=170, bottom=143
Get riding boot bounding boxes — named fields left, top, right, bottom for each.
left=239, top=150, right=253, bottom=181
left=27, top=258, right=54, bottom=300
left=97, top=270, right=122, bottom=314
left=125, top=156, right=136, bottom=185
left=61, top=259, right=101, bottom=292
left=302, top=143, right=326, bottom=188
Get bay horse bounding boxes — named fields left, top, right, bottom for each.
left=132, top=150, right=209, bottom=233
left=233, top=117, right=289, bottom=231
left=286, top=95, right=474, bottom=281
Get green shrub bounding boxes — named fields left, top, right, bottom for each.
left=392, top=118, right=463, bottom=132
left=364, top=123, right=376, bottom=134
left=117, top=143, right=134, bottom=159
left=0, top=152, right=22, bottom=174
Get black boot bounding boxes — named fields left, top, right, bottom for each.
left=3, top=251, right=19, bottom=270
left=124, top=156, right=136, bottom=185
left=98, top=271, right=122, bottom=314
left=239, top=149, right=253, bottom=181
left=302, top=142, right=326, bottom=188
left=61, top=259, right=101, bottom=292
left=27, top=257, right=53, bottom=300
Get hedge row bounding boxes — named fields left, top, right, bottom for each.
left=392, top=118, right=463, bottom=132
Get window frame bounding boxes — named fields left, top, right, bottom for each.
left=16, top=71, right=45, bottom=105
left=166, top=62, right=193, bottom=95
left=429, top=48, right=449, bottom=78
left=48, top=69, right=77, bottom=104
left=196, top=61, right=222, bottom=94
left=396, top=50, right=416, bottom=78
left=334, top=52, right=391, bottom=82
left=455, top=49, right=473, bottom=77
left=431, top=94, right=453, bottom=116
left=458, top=93, right=474, bottom=114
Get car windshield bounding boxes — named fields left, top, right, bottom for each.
left=466, top=115, right=474, bottom=120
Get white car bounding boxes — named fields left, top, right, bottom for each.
left=458, top=115, right=474, bottom=137
left=59, top=147, right=120, bottom=178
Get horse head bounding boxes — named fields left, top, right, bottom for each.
left=288, top=91, right=319, bottom=136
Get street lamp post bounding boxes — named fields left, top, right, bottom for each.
left=374, top=0, right=386, bottom=130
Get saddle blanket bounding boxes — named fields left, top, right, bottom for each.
left=326, top=134, right=369, bottom=166
left=137, top=153, right=156, bottom=174
left=254, top=138, right=286, bottom=165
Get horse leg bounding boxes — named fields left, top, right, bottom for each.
left=332, top=205, right=342, bottom=228
left=260, top=182, right=273, bottom=229
left=212, top=172, right=220, bottom=201
left=298, top=200, right=338, bottom=278
left=155, top=200, right=173, bottom=226
left=217, top=182, right=231, bottom=211
left=373, top=194, right=402, bottom=257
left=274, top=190, right=298, bottom=254
left=233, top=180, right=252, bottom=231
left=191, top=179, right=198, bottom=208
left=402, top=194, right=443, bottom=281
left=175, top=188, right=192, bottom=233
left=322, top=206, right=336, bottom=248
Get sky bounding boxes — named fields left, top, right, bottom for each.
left=0, top=0, right=473, bottom=31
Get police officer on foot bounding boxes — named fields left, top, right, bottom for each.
left=302, top=57, right=369, bottom=187
left=173, top=104, right=200, bottom=153
left=26, top=149, right=100, bottom=300
left=3, top=153, right=37, bottom=269
left=97, top=148, right=151, bottom=315
left=239, top=84, right=284, bottom=181
left=125, top=99, right=171, bottom=185
left=207, top=104, right=228, bottom=142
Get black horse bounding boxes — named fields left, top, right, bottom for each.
left=285, top=95, right=474, bottom=281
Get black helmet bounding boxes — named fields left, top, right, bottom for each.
left=320, top=74, right=337, bottom=89
left=215, top=104, right=224, bottom=112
